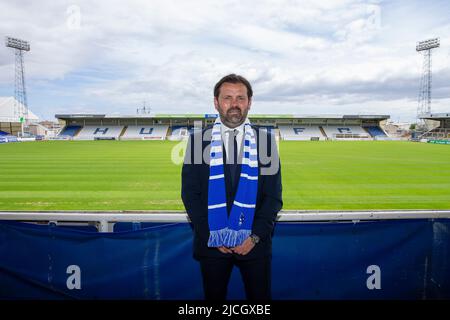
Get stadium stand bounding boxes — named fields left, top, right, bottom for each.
left=418, top=113, right=450, bottom=141
left=168, top=126, right=194, bottom=140
left=278, top=125, right=325, bottom=140
left=421, top=128, right=450, bottom=140
left=121, top=125, right=169, bottom=140
left=54, top=114, right=392, bottom=141
left=364, top=126, right=388, bottom=138
left=58, top=125, right=82, bottom=137
left=75, top=126, right=124, bottom=140
left=322, top=125, right=371, bottom=140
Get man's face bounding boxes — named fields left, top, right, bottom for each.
left=214, top=82, right=252, bottom=128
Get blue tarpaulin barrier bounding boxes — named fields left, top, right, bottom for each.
left=0, top=219, right=449, bottom=300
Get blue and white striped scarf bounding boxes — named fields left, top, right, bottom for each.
left=207, top=117, right=258, bottom=248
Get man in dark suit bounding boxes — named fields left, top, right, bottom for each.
left=181, top=74, right=282, bottom=300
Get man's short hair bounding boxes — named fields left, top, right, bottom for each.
left=214, top=74, right=253, bottom=99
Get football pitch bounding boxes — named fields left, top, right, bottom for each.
left=0, top=140, right=449, bottom=211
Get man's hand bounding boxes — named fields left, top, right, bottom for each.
left=217, top=246, right=233, bottom=254
left=231, top=237, right=255, bottom=255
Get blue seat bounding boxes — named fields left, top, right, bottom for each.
left=365, top=126, right=386, bottom=137
left=59, top=125, right=82, bottom=137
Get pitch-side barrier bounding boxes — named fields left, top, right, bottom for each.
left=1, top=210, right=449, bottom=232
left=0, top=210, right=449, bottom=299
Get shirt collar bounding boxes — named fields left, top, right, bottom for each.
left=220, top=118, right=248, bottom=135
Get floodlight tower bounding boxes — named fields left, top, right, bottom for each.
left=416, top=38, right=440, bottom=124
left=5, top=37, right=30, bottom=136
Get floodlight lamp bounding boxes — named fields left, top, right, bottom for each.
left=5, top=36, right=30, bottom=51
left=416, top=38, right=440, bottom=52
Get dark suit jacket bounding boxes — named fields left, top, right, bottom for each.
left=181, top=125, right=283, bottom=261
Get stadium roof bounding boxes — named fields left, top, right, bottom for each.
left=0, top=97, right=39, bottom=122
left=419, top=112, right=450, bottom=120
left=55, top=113, right=390, bottom=120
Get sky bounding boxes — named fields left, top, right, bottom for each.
left=0, top=0, right=449, bottom=122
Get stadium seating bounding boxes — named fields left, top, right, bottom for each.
left=121, top=125, right=169, bottom=140
left=421, top=128, right=450, bottom=140
left=168, top=126, right=195, bottom=140
left=58, top=125, right=82, bottom=137
left=49, top=123, right=392, bottom=142
left=278, top=125, right=325, bottom=140
left=75, top=126, right=124, bottom=140
left=321, top=125, right=370, bottom=140
left=364, top=126, right=387, bottom=137
left=0, top=135, right=18, bottom=143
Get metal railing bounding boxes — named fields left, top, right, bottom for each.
left=1, top=210, right=450, bottom=232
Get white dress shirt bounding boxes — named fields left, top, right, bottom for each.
left=221, top=119, right=247, bottom=162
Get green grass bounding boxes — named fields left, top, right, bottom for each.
left=0, top=140, right=449, bottom=211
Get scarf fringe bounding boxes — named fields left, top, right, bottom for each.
left=208, top=228, right=252, bottom=248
